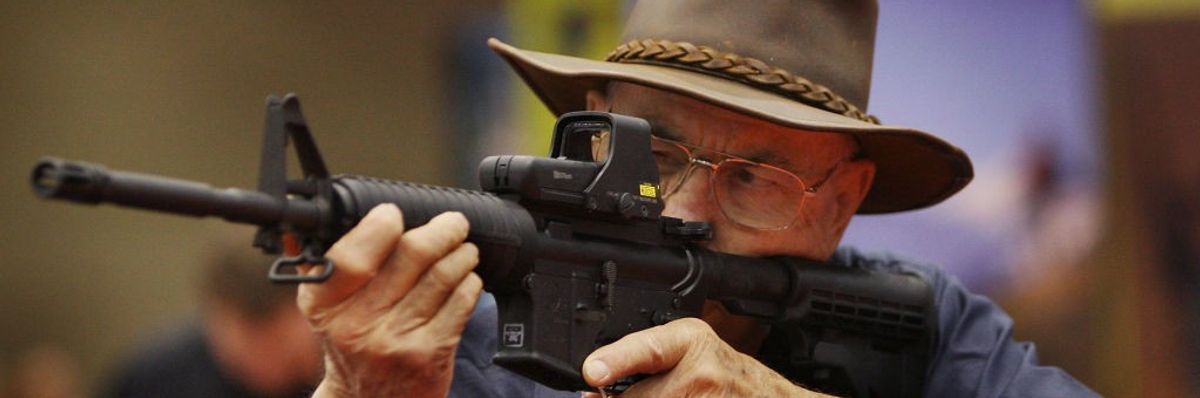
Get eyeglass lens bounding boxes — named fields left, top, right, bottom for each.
left=651, top=139, right=806, bottom=230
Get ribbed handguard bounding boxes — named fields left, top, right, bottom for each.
left=330, top=175, right=540, bottom=287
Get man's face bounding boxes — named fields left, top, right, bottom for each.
left=589, top=83, right=875, bottom=260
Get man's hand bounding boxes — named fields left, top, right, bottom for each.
left=298, top=204, right=483, bottom=398
left=581, top=318, right=830, bottom=397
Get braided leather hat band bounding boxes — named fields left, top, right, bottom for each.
left=606, top=39, right=881, bottom=125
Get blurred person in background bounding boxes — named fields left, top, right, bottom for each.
left=104, top=234, right=322, bottom=398
left=5, top=344, right=82, bottom=398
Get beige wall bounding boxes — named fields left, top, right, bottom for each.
left=0, top=1, right=497, bottom=394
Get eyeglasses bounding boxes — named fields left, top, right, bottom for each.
left=649, top=135, right=844, bottom=230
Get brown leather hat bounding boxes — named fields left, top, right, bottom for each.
left=489, top=0, right=973, bottom=214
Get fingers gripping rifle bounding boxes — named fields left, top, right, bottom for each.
left=31, top=95, right=933, bottom=397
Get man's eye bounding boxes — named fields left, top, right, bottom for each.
left=732, top=167, right=784, bottom=188
left=733, top=168, right=759, bottom=184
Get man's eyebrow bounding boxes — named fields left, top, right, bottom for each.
left=741, top=149, right=801, bottom=174
left=634, top=112, right=804, bottom=172
left=654, top=124, right=798, bottom=170
left=611, top=103, right=682, bottom=141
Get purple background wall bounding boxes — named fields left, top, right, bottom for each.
left=844, top=0, right=1099, bottom=291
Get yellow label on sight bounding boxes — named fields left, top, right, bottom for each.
left=639, top=183, right=658, bottom=198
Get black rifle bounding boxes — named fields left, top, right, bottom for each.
left=31, top=95, right=932, bottom=397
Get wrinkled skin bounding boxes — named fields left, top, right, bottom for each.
left=301, top=207, right=483, bottom=397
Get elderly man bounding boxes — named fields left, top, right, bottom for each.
left=299, top=1, right=1098, bottom=397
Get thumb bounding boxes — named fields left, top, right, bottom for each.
left=581, top=318, right=711, bottom=387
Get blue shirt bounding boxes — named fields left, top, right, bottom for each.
left=450, top=247, right=1098, bottom=397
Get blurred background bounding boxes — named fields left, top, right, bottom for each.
left=0, top=0, right=1196, bottom=397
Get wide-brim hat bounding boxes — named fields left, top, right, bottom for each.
left=489, top=0, right=973, bottom=214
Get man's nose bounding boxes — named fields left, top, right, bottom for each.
left=661, top=165, right=720, bottom=223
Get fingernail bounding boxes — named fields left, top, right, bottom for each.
left=584, top=360, right=610, bottom=383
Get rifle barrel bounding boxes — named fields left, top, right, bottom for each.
left=31, top=157, right=320, bottom=228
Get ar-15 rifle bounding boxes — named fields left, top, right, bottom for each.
left=31, top=95, right=932, bottom=397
